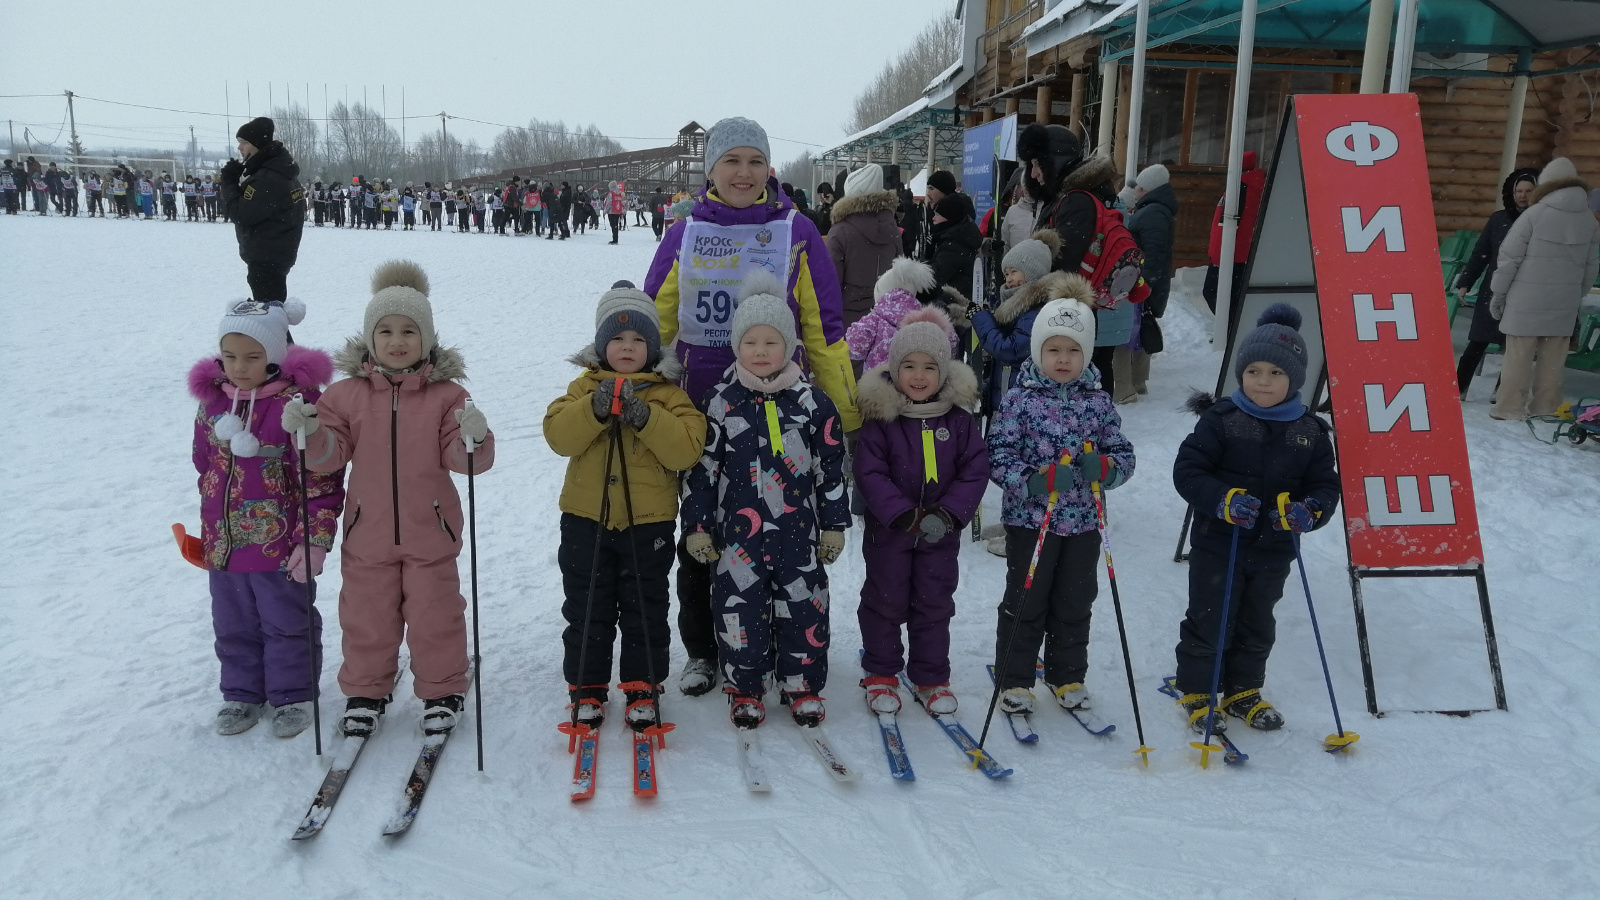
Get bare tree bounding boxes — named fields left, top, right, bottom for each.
left=325, top=101, right=404, bottom=179
left=488, top=118, right=627, bottom=170
left=846, top=5, right=961, bottom=134
left=776, top=151, right=815, bottom=188
left=268, top=103, right=321, bottom=177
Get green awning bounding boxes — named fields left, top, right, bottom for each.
left=1097, top=0, right=1600, bottom=63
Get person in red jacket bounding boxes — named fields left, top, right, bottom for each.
left=1202, top=150, right=1265, bottom=317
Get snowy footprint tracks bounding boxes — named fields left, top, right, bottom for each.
left=899, top=672, right=1013, bottom=779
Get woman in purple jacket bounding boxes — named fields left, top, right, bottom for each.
left=853, top=307, right=989, bottom=715
left=645, top=116, right=860, bottom=696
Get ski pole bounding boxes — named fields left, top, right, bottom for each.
left=977, top=450, right=1072, bottom=757
left=292, top=393, right=322, bottom=757
left=1280, top=493, right=1359, bottom=754
left=1083, top=441, right=1154, bottom=768
left=564, top=379, right=623, bottom=735
left=1194, top=509, right=1243, bottom=769
left=464, top=398, right=484, bottom=772
left=613, top=390, right=675, bottom=749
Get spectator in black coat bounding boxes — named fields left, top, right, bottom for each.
left=1119, top=164, right=1180, bottom=400
left=1017, top=122, right=1122, bottom=396
left=1451, top=168, right=1538, bottom=398
left=647, top=185, right=668, bottom=240
left=219, top=117, right=305, bottom=304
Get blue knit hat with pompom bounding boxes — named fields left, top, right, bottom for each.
left=1235, top=303, right=1308, bottom=396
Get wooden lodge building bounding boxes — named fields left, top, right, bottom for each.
left=827, top=1, right=1600, bottom=268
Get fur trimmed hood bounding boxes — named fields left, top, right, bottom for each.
left=856, top=357, right=981, bottom=422
left=1531, top=176, right=1591, bottom=207
left=187, top=343, right=334, bottom=404
left=1058, top=154, right=1119, bottom=198
left=565, top=345, right=685, bottom=382
left=828, top=189, right=899, bottom=221
left=991, top=270, right=1093, bottom=325
left=335, top=336, right=466, bottom=383
left=1186, top=389, right=1219, bottom=415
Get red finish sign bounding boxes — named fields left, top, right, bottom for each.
left=1296, top=93, right=1483, bottom=567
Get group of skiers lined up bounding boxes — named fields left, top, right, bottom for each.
left=1, top=158, right=226, bottom=222
left=194, top=118, right=1339, bottom=769
left=305, top=178, right=674, bottom=245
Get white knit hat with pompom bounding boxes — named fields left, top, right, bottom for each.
left=218, top=296, right=306, bottom=365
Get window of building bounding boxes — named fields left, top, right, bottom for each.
left=1139, top=68, right=1188, bottom=167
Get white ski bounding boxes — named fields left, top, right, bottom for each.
left=797, top=724, right=859, bottom=782
left=735, top=728, right=771, bottom=792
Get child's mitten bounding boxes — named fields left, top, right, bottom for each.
left=619, top=381, right=651, bottom=429
left=1268, top=496, right=1320, bottom=533
left=280, top=397, right=320, bottom=436
left=685, top=532, right=719, bottom=563
left=1217, top=490, right=1261, bottom=528
left=918, top=508, right=955, bottom=542
left=591, top=379, right=616, bottom=421
left=817, top=531, right=846, bottom=565
left=287, top=545, right=326, bottom=583
left=454, top=405, right=489, bottom=443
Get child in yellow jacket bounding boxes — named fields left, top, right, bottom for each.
left=544, top=281, right=707, bottom=731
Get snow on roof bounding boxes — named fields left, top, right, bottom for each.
left=824, top=96, right=933, bottom=156
left=925, top=59, right=964, bottom=94
left=1019, top=0, right=1136, bottom=49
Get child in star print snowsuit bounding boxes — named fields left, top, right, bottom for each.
left=681, top=273, right=851, bottom=729
left=854, top=306, right=990, bottom=716
left=986, top=286, right=1135, bottom=718
left=189, top=298, right=344, bottom=740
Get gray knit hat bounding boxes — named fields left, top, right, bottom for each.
left=704, top=117, right=770, bottom=176
left=364, top=260, right=435, bottom=357
left=1234, top=303, right=1308, bottom=397
left=594, top=279, right=661, bottom=369
left=1002, top=238, right=1053, bottom=285
left=730, top=271, right=796, bottom=359
left=888, top=306, right=955, bottom=383
left=1135, top=164, right=1170, bottom=191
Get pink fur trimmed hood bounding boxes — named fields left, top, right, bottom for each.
left=188, top=343, right=336, bottom=404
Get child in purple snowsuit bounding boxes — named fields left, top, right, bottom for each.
left=846, top=257, right=958, bottom=371
left=188, top=298, right=344, bottom=738
left=854, top=306, right=989, bottom=715
left=987, top=290, right=1135, bottom=718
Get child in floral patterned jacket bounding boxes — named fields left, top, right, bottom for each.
left=189, top=298, right=344, bottom=739
left=986, top=288, right=1135, bottom=719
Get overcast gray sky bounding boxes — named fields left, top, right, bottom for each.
left=1, top=0, right=950, bottom=165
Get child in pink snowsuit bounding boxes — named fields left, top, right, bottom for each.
left=282, top=260, right=495, bottom=738
left=846, top=257, right=958, bottom=370
left=190, top=298, right=344, bottom=739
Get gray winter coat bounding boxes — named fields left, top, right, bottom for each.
left=1490, top=174, right=1600, bottom=337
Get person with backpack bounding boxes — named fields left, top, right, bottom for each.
left=1016, top=123, right=1149, bottom=401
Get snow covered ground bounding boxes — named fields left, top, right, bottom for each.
left=2, top=214, right=1597, bottom=899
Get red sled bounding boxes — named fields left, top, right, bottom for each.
left=171, top=524, right=206, bottom=569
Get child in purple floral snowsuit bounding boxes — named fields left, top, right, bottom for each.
left=188, top=299, right=344, bottom=738
left=846, top=257, right=957, bottom=371
left=986, top=290, right=1135, bottom=718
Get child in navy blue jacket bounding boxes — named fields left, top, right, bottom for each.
left=1171, top=305, right=1340, bottom=734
